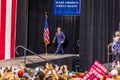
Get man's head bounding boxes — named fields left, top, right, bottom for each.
left=115, top=31, right=120, bottom=37
left=57, top=27, right=61, bottom=32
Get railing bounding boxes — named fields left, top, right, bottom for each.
left=16, top=45, right=52, bottom=66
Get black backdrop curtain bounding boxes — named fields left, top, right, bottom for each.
left=16, top=0, right=28, bottom=56
left=79, top=0, right=120, bottom=71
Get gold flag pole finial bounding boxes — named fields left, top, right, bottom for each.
left=45, top=12, right=48, bottom=19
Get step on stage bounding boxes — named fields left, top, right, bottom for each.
left=0, top=54, right=77, bottom=71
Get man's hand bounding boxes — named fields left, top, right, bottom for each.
left=60, top=66, right=63, bottom=70
left=63, top=65, right=67, bottom=69
left=61, top=41, right=64, bottom=43
left=49, top=64, right=53, bottom=70
left=45, top=63, right=49, bottom=69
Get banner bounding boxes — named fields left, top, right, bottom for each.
left=53, top=0, right=81, bottom=16
left=82, top=60, right=107, bottom=80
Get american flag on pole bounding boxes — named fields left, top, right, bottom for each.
left=44, top=16, right=50, bottom=45
left=0, top=0, right=17, bottom=60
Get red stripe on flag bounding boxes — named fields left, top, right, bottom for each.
left=10, top=0, right=17, bottom=58
left=44, top=28, right=50, bottom=44
left=0, top=0, right=6, bottom=59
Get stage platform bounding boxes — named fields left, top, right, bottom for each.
left=0, top=54, right=77, bottom=70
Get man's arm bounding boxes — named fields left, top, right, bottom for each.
left=53, top=32, right=57, bottom=43
left=117, top=38, right=120, bottom=44
left=61, top=32, right=65, bottom=43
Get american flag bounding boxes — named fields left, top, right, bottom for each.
left=0, top=0, right=17, bottom=60
left=44, top=17, right=50, bottom=45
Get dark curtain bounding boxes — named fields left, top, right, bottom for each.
left=16, top=0, right=28, bottom=56
left=79, top=0, right=119, bottom=71
left=28, top=0, right=79, bottom=54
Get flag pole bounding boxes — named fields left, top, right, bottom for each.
left=45, top=12, right=48, bottom=56
left=45, top=44, right=48, bottom=55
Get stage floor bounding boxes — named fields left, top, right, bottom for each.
left=0, top=54, right=77, bottom=67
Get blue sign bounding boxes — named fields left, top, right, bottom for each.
left=53, top=0, right=81, bottom=16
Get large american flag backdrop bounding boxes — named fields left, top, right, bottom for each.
left=0, top=0, right=17, bottom=60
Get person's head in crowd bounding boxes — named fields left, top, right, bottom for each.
left=111, top=69, right=118, bottom=79
left=116, top=67, right=120, bottom=79
left=62, top=74, right=68, bottom=80
left=18, top=69, right=24, bottom=78
left=58, top=76, right=64, bottom=80
left=117, top=67, right=120, bottom=75
left=55, top=64, right=59, bottom=72
left=24, top=67, right=31, bottom=73
left=7, top=66, right=12, bottom=73
left=39, top=66, right=44, bottom=71
left=38, top=71, right=45, bottom=80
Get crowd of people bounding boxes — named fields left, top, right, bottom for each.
left=0, top=62, right=83, bottom=80
left=1, top=61, right=120, bottom=80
